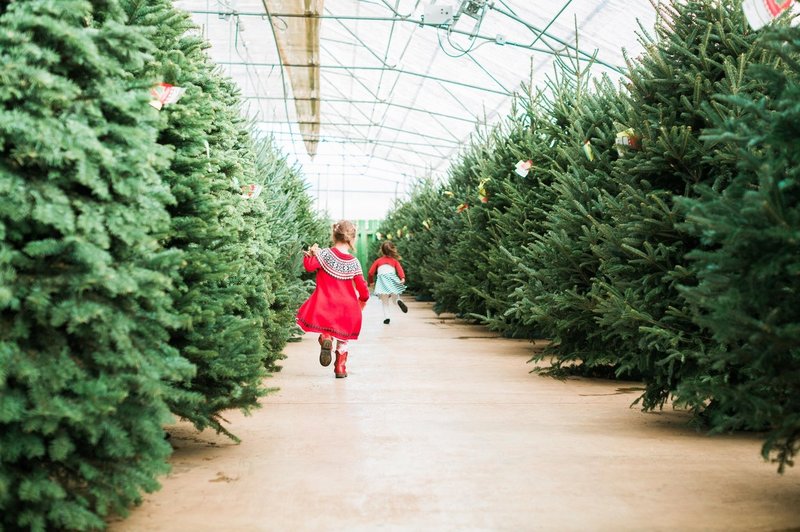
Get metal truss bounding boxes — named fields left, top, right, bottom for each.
left=244, top=96, right=478, bottom=124
left=216, top=61, right=512, bottom=96
left=190, top=0, right=629, bottom=211
left=190, top=7, right=621, bottom=72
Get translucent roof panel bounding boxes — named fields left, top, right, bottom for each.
left=173, top=0, right=658, bottom=220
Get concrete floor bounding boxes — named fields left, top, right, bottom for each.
left=113, top=298, right=800, bottom=532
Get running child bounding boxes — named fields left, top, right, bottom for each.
left=368, top=241, right=408, bottom=324
left=296, top=220, right=369, bottom=378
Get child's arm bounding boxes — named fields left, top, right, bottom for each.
left=302, top=255, right=320, bottom=272
left=367, top=259, right=379, bottom=285
left=394, top=259, right=406, bottom=283
left=353, top=274, right=369, bottom=308
left=302, top=244, right=321, bottom=272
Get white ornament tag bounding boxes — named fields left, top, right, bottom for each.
left=742, top=0, right=795, bottom=30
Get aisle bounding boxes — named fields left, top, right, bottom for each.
left=113, top=298, right=800, bottom=531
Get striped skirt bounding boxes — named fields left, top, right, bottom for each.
left=374, top=272, right=406, bottom=295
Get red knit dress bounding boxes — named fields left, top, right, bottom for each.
left=296, top=247, right=370, bottom=340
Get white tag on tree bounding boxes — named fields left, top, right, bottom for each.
left=149, top=83, right=187, bottom=110
left=514, top=159, right=532, bottom=177
left=240, top=184, right=263, bottom=199
left=742, top=0, right=795, bottom=30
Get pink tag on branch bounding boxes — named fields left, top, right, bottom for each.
left=240, top=184, right=263, bottom=199
left=149, top=83, right=187, bottom=110
left=742, top=0, right=794, bottom=30
left=514, top=159, right=533, bottom=177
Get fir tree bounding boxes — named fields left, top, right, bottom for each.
left=677, top=24, right=800, bottom=471
left=122, top=0, right=269, bottom=438
left=422, top=136, right=493, bottom=317
left=472, top=93, right=559, bottom=339
left=250, top=137, right=328, bottom=368
left=229, top=133, right=329, bottom=372
left=511, top=70, right=630, bottom=374
left=587, top=0, right=779, bottom=408
left=0, top=1, right=193, bottom=529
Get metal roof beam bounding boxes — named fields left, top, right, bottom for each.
left=466, top=52, right=513, bottom=95
left=265, top=135, right=447, bottom=158
left=259, top=126, right=454, bottom=152
left=269, top=133, right=435, bottom=170
left=314, top=188, right=402, bottom=195
left=318, top=36, right=451, bottom=161
left=187, top=10, right=613, bottom=72
left=316, top=68, right=451, bottom=160
left=321, top=36, right=362, bottom=48
left=323, top=5, right=395, bottom=68
left=244, top=96, right=477, bottom=124
left=262, top=114, right=460, bottom=145
left=258, top=1, right=301, bottom=155
left=375, top=1, right=623, bottom=73
left=216, top=61, right=511, bottom=96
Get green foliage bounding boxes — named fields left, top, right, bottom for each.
left=250, top=137, right=329, bottom=364
left=381, top=0, right=800, bottom=470
left=512, top=73, right=629, bottom=371
left=586, top=0, right=775, bottom=410
left=467, top=94, right=562, bottom=338
left=124, top=0, right=271, bottom=439
left=676, top=25, right=800, bottom=471
left=0, top=1, right=328, bottom=528
left=0, top=1, right=192, bottom=529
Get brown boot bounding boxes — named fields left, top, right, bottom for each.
left=334, top=351, right=348, bottom=378
left=319, top=335, right=332, bottom=367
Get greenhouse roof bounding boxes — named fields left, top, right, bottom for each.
left=173, top=0, right=658, bottom=219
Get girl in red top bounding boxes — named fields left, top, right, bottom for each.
left=367, top=241, right=408, bottom=325
left=296, top=220, right=369, bottom=378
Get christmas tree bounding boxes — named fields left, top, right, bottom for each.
left=0, top=1, right=193, bottom=528
left=471, top=91, right=561, bottom=339
left=510, top=67, right=630, bottom=373
left=122, top=0, right=269, bottom=438
left=677, top=23, right=800, bottom=471
left=586, top=0, right=778, bottom=408
left=249, top=138, right=329, bottom=369
left=377, top=0, right=799, bottom=471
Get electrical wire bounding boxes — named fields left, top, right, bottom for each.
left=434, top=2, right=489, bottom=58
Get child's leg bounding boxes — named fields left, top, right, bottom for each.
left=396, top=294, right=408, bottom=313
left=380, top=294, right=392, bottom=323
left=334, top=339, right=349, bottom=378
left=318, top=334, right=332, bottom=367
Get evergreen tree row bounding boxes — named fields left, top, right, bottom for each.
left=380, top=0, right=800, bottom=472
left=0, top=0, right=327, bottom=529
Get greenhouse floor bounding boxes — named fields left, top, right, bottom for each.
left=113, top=299, right=800, bottom=531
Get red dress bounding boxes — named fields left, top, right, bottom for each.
left=296, top=247, right=370, bottom=340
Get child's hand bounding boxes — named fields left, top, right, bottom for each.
left=400, top=278, right=406, bottom=284
left=359, top=300, right=367, bottom=311
left=304, top=243, right=320, bottom=257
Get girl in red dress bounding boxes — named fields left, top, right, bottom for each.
left=296, top=220, right=369, bottom=378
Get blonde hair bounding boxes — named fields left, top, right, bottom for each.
left=332, top=220, right=357, bottom=248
